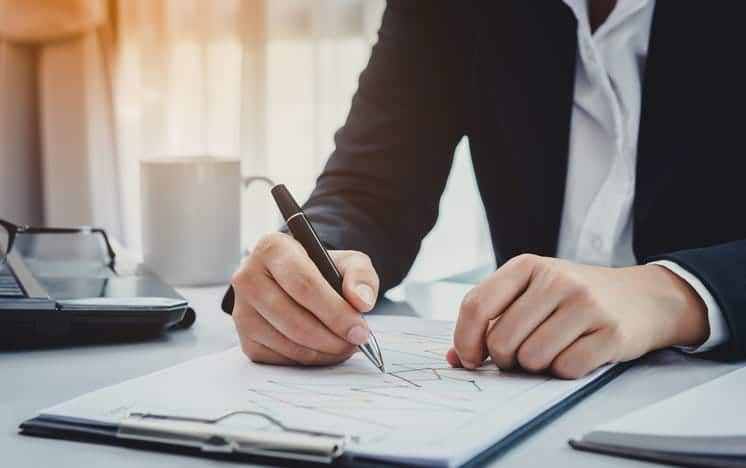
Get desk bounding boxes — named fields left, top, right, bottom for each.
left=0, top=282, right=741, bottom=467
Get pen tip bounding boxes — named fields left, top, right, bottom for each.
left=380, top=365, right=386, bottom=374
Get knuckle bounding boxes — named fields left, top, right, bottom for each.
left=507, top=253, right=539, bottom=270
left=233, top=308, right=259, bottom=341
left=261, top=287, right=283, bottom=312
left=551, top=359, right=584, bottom=380
left=232, top=302, right=251, bottom=324
left=346, top=265, right=372, bottom=283
left=540, top=268, right=568, bottom=292
left=353, top=251, right=373, bottom=266
left=366, top=273, right=381, bottom=294
left=290, top=272, right=316, bottom=299
left=235, top=279, right=259, bottom=305
left=292, top=345, right=322, bottom=366
left=488, top=325, right=512, bottom=351
left=460, top=290, right=482, bottom=320
left=230, top=269, right=246, bottom=289
left=343, top=253, right=379, bottom=284
left=283, top=320, right=313, bottom=348
left=488, top=339, right=514, bottom=368
left=517, top=345, right=545, bottom=373
left=253, top=233, right=288, bottom=258
left=571, top=283, right=597, bottom=307
left=605, top=320, right=625, bottom=345
left=231, top=261, right=259, bottom=290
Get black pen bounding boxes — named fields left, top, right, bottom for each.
left=270, top=184, right=386, bottom=373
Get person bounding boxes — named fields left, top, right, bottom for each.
left=228, top=1, right=746, bottom=378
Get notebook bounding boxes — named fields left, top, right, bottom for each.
left=20, top=316, right=624, bottom=467
left=570, top=366, right=746, bottom=468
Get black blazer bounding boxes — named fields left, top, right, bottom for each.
left=243, top=2, right=746, bottom=360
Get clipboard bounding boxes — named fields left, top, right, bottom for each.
left=19, top=364, right=628, bottom=467
left=20, top=410, right=351, bottom=465
left=18, top=317, right=632, bottom=467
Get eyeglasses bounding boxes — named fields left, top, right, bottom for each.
left=0, top=219, right=116, bottom=269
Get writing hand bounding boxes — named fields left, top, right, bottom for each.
left=232, top=233, right=380, bottom=366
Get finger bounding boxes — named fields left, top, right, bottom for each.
left=550, top=330, right=616, bottom=379
left=248, top=273, right=356, bottom=355
left=234, top=302, right=355, bottom=366
left=254, top=233, right=369, bottom=345
left=486, top=279, right=566, bottom=370
left=447, top=319, right=497, bottom=368
left=454, top=254, right=538, bottom=368
left=446, top=348, right=462, bottom=368
left=238, top=336, right=300, bottom=366
left=331, top=251, right=380, bottom=312
left=515, top=305, right=595, bottom=373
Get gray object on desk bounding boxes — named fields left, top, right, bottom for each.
left=1, top=282, right=742, bottom=467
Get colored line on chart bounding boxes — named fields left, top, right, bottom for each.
left=393, top=366, right=485, bottom=391
left=387, top=372, right=422, bottom=388
left=401, top=331, right=453, bottom=344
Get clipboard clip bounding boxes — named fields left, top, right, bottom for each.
left=118, top=410, right=352, bottom=464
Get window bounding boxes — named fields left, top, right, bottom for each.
left=115, top=0, right=491, bottom=284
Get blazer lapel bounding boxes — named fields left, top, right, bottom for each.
left=487, top=2, right=578, bottom=257
left=635, top=2, right=696, bottom=231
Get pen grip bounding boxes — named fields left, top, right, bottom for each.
left=286, top=215, right=344, bottom=297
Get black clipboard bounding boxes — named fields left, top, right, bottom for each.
left=19, top=363, right=629, bottom=467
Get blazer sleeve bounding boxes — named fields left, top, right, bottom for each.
left=648, top=239, right=746, bottom=361
left=299, top=0, right=469, bottom=293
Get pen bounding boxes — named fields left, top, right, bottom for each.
left=270, top=184, right=386, bottom=373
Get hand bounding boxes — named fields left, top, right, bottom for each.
left=447, top=255, right=710, bottom=379
left=231, top=232, right=380, bottom=366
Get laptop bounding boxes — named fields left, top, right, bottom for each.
left=0, top=247, right=194, bottom=348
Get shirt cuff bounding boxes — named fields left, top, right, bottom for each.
left=650, top=260, right=730, bottom=353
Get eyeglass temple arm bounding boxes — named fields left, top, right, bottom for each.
left=18, top=226, right=117, bottom=268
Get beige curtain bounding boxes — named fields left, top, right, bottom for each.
left=0, top=40, right=42, bottom=225
left=0, top=0, right=122, bottom=238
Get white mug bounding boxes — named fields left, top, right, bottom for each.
left=140, top=157, right=272, bottom=286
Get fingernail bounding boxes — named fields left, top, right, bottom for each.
left=461, top=360, right=477, bottom=369
left=355, top=284, right=375, bottom=306
left=347, top=325, right=368, bottom=345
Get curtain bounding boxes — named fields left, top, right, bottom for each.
left=0, top=41, right=42, bottom=225
left=113, top=0, right=385, bottom=255
left=0, top=0, right=121, bottom=237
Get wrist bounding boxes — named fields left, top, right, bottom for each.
left=643, top=264, right=709, bottom=349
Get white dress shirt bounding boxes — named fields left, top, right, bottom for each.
left=556, top=0, right=728, bottom=352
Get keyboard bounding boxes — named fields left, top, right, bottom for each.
left=0, top=265, right=25, bottom=298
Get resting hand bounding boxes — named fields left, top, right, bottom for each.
left=231, top=233, right=380, bottom=366
left=447, top=254, right=709, bottom=379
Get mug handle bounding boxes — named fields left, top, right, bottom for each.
left=241, top=175, right=276, bottom=257
left=242, top=175, right=275, bottom=189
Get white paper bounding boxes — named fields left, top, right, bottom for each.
left=41, top=316, right=613, bottom=467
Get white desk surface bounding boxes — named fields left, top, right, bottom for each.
left=1, top=282, right=741, bottom=467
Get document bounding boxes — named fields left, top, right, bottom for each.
left=38, top=316, right=615, bottom=467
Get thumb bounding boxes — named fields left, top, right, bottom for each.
left=330, top=250, right=380, bottom=313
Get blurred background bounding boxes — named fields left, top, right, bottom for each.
left=0, top=0, right=493, bottom=286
